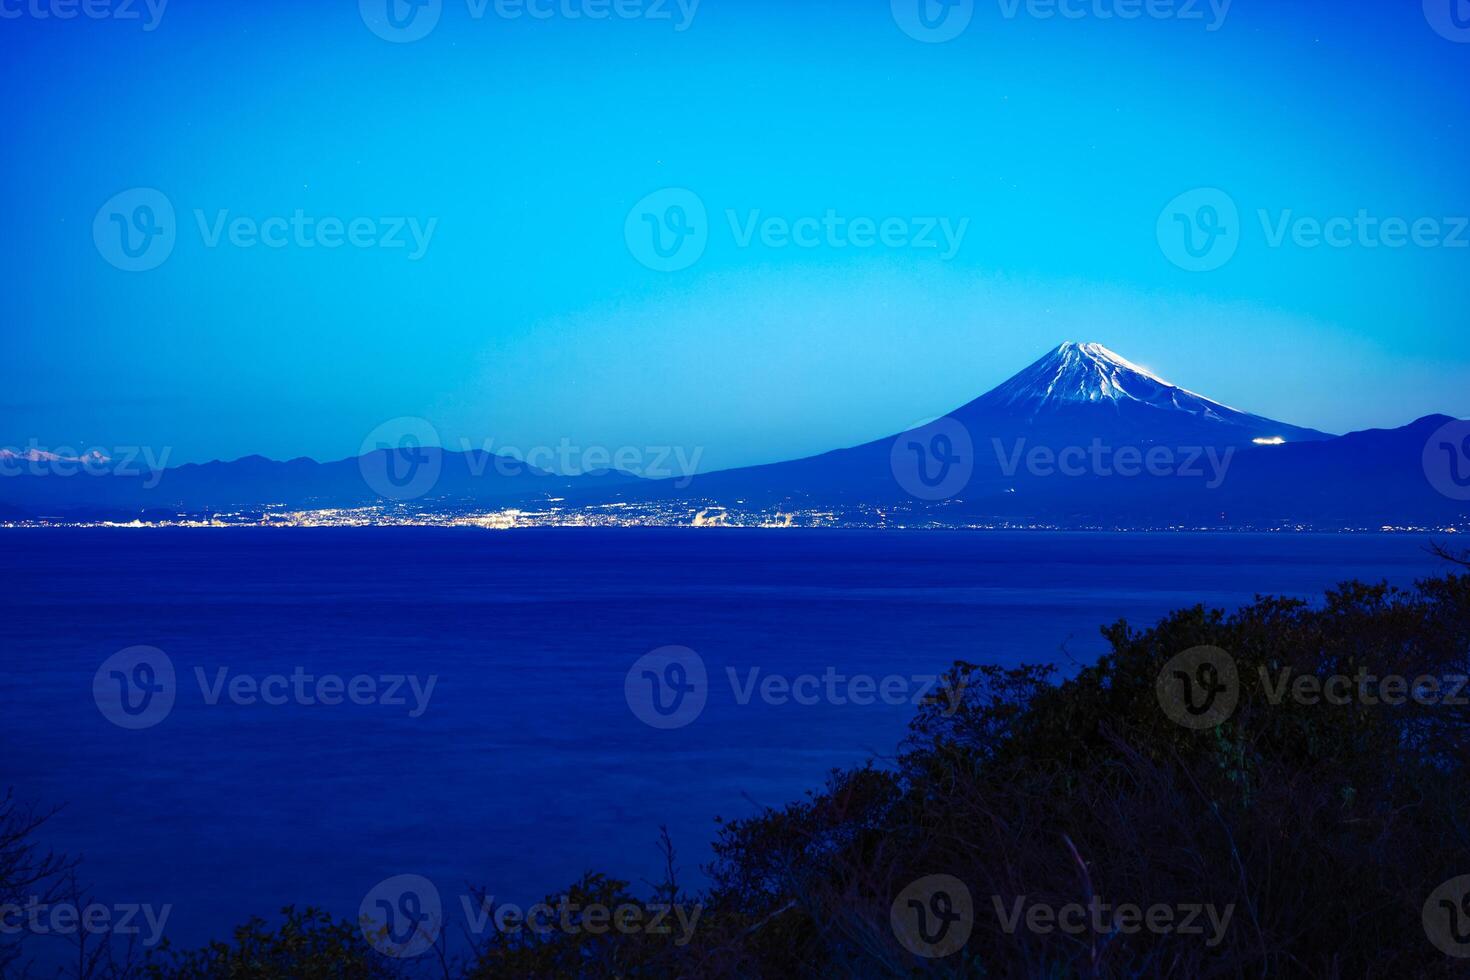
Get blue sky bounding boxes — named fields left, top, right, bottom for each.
left=2, top=0, right=1468, bottom=472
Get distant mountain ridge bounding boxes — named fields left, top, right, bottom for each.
left=0, top=447, right=645, bottom=518
left=2, top=342, right=1465, bottom=528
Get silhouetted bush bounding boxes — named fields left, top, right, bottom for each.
left=142, top=908, right=395, bottom=980
left=688, top=571, right=1470, bottom=977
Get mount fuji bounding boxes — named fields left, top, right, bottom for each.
left=629, top=341, right=1337, bottom=507
left=591, top=341, right=1463, bottom=527
left=956, top=342, right=1330, bottom=446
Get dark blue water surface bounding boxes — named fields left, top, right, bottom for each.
left=0, top=529, right=1453, bottom=954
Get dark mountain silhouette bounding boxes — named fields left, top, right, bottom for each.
left=0, top=448, right=643, bottom=519
left=616, top=342, right=1334, bottom=503
left=2, top=343, right=1464, bottom=528
left=602, top=344, right=1465, bottom=527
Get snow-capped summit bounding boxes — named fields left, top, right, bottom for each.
left=958, top=342, right=1332, bottom=444
left=980, top=342, right=1225, bottom=412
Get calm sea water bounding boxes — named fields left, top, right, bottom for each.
left=0, top=529, right=1452, bottom=957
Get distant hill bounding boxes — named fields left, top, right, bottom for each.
left=3, top=343, right=1465, bottom=528
left=0, top=448, right=644, bottom=520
